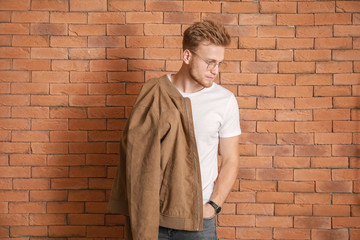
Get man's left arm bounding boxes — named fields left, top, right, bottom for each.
left=203, top=135, right=239, bottom=218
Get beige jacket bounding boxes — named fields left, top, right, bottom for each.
left=108, top=75, right=203, bottom=240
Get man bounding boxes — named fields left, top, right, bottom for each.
left=108, top=20, right=241, bottom=240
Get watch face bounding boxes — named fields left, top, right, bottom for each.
left=216, top=207, right=222, bottom=214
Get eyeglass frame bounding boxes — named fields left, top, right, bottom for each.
left=189, top=50, right=225, bottom=71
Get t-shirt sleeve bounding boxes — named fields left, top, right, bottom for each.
left=219, top=94, right=241, bottom=138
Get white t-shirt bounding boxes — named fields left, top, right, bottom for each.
left=167, top=74, right=241, bottom=204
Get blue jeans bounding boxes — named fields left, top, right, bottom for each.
left=158, top=217, right=217, bottom=240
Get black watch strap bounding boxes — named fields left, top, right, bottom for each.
left=208, top=200, right=222, bottom=215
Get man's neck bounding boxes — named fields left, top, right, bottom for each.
left=171, top=66, right=204, bottom=94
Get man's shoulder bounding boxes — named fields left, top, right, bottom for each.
left=211, top=83, right=235, bottom=99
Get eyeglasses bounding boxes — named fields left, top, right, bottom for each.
left=189, top=50, right=224, bottom=71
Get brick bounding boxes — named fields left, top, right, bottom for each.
left=31, top=0, right=68, bottom=11
left=258, top=26, right=294, bottom=38
left=295, top=193, right=331, bottom=204
left=295, top=145, right=331, bottom=157
left=226, top=49, right=255, bottom=61
left=10, top=154, right=46, bottom=166
left=314, top=109, right=350, bottom=120
left=0, top=47, right=30, bottom=58
left=52, top=60, right=89, bottom=72
left=258, top=98, right=294, bottom=109
left=164, top=12, right=200, bottom=24
left=184, top=1, right=220, bottom=13
left=276, top=110, right=312, bottom=121
left=238, top=86, right=274, bottom=97
left=47, top=202, right=84, bottom=213
left=31, top=95, right=67, bottom=107
left=298, top=2, right=335, bottom=13
left=0, top=190, right=28, bottom=201
left=227, top=25, right=257, bottom=37
left=257, top=122, right=294, bottom=133
left=294, top=50, right=331, bottom=61
left=146, top=0, right=182, bottom=11
left=274, top=157, right=310, bottom=168
left=277, top=38, right=313, bottom=49
left=50, top=107, right=86, bottom=119
left=311, top=157, right=348, bottom=168
left=332, top=145, right=359, bottom=157
left=30, top=214, right=66, bottom=226
left=108, top=0, right=144, bottom=11
left=295, top=97, right=332, bottom=109
left=296, top=74, right=332, bottom=86
left=239, top=133, right=275, bottom=145
left=49, top=131, right=86, bottom=142
left=88, top=36, right=125, bottom=48
left=203, top=13, right=238, bottom=26
left=334, top=25, right=360, bottom=37
left=333, top=50, right=360, bottom=61
left=108, top=24, right=143, bottom=36
left=50, top=12, right=86, bottom=24
left=31, top=142, right=68, bottom=154
left=30, top=190, right=67, bottom=202
left=0, top=23, right=28, bottom=34
left=277, top=14, right=314, bottom=26
left=13, top=59, right=51, bottom=71
left=0, top=119, right=29, bottom=130
left=126, top=36, right=163, bottom=48
left=50, top=83, right=87, bottom=95
left=70, top=0, right=106, bottom=11
left=126, top=12, right=162, bottom=23
left=315, top=13, right=352, bottom=25
left=279, top=62, right=315, bottom=73
left=226, top=192, right=255, bottom=203
left=315, top=37, right=352, bottom=49
left=351, top=229, right=360, bottom=239
left=350, top=158, right=360, bottom=168
left=128, top=60, right=164, bottom=71
left=334, top=97, right=360, bottom=108
left=334, top=121, right=359, bottom=132
left=239, top=37, right=275, bottom=49
left=295, top=216, right=331, bottom=229
left=315, top=133, right=352, bottom=144
left=257, top=50, right=292, bottom=62
left=274, top=228, right=310, bottom=239
left=49, top=226, right=86, bottom=237
left=222, top=2, right=258, bottom=13
left=241, top=62, right=277, bottom=73
left=0, top=214, right=28, bottom=226
left=69, top=119, right=105, bottom=130
left=68, top=190, right=105, bottom=202
left=0, top=0, right=30, bottom=10
left=256, top=216, right=293, bottom=228
left=236, top=228, right=272, bottom=239
left=13, top=179, right=49, bottom=190
left=31, top=48, right=68, bottom=59
left=312, top=229, right=349, bottom=240
left=275, top=203, right=312, bottom=216
left=47, top=155, right=85, bottom=166
left=31, top=23, right=67, bottom=35
left=336, top=1, right=360, bottom=13
left=88, top=107, right=124, bottom=119
left=218, top=215, right=255, bottom=227
left=257, top=192, right=294, bottom=204
left=51, top=36, right=86, bottom=48
left=87, top=226, right=123, bottom=238
left=0, top=143, right=30, bottom=154
left=314, top=205, right=350, bottom=217
left=276, top=86, right=313, bottom=98
left=332, top=169, right=360, bottom=180
left=88, top=12, right=125, bottom=24
left=297, top=26, right=332, bottom=38
left=278, top=181, right=314, bottom=193
left=256, top=169, right=293, bottom=181
left=9, top=202, right=45, bottom=214
left=239, top=110, right=274, bottom=121
left=53, top=178, right=88, bottom=190
left=12, top=131, right=48, bottom=142
left=257, top=145, right=293, bottom=157
left=260, top=2, right=296, bottom=14
left=144, top=48, right=180, bottom=60
left=0, top=11, right=10, bottom=22
left=239, top=14, right=275, bottom=26
left=333, top=217, right=360, bottom=228
left=12, top=11, right=48, bottom=23
left=69, top=24, right=105, bottom=36
left=317, top=181, right=352, bottom=193
left=258, top=74, right=295, bottom=86
left=277, top=133, right=313, bottom=145
left=240, top=180, right=276, bottom=192
left=70, top=72, right=106, bottom=83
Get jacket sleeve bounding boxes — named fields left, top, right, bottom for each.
left=125, top=105, right=161, bottom=240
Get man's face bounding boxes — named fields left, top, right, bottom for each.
left=188, top=42, right=225, bottom=88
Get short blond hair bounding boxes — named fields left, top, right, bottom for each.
left=183, top=20, right=231, bottom=51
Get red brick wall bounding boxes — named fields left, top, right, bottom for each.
left=0, top=0, right=359, bottom=239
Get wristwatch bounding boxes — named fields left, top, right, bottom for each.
left=208, top=200, right=222, bottom=215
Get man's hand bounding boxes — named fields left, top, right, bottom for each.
left=203, top=203, right=216, bottom=219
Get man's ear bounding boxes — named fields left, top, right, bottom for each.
left=183, top=49, right=191, bottom=64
